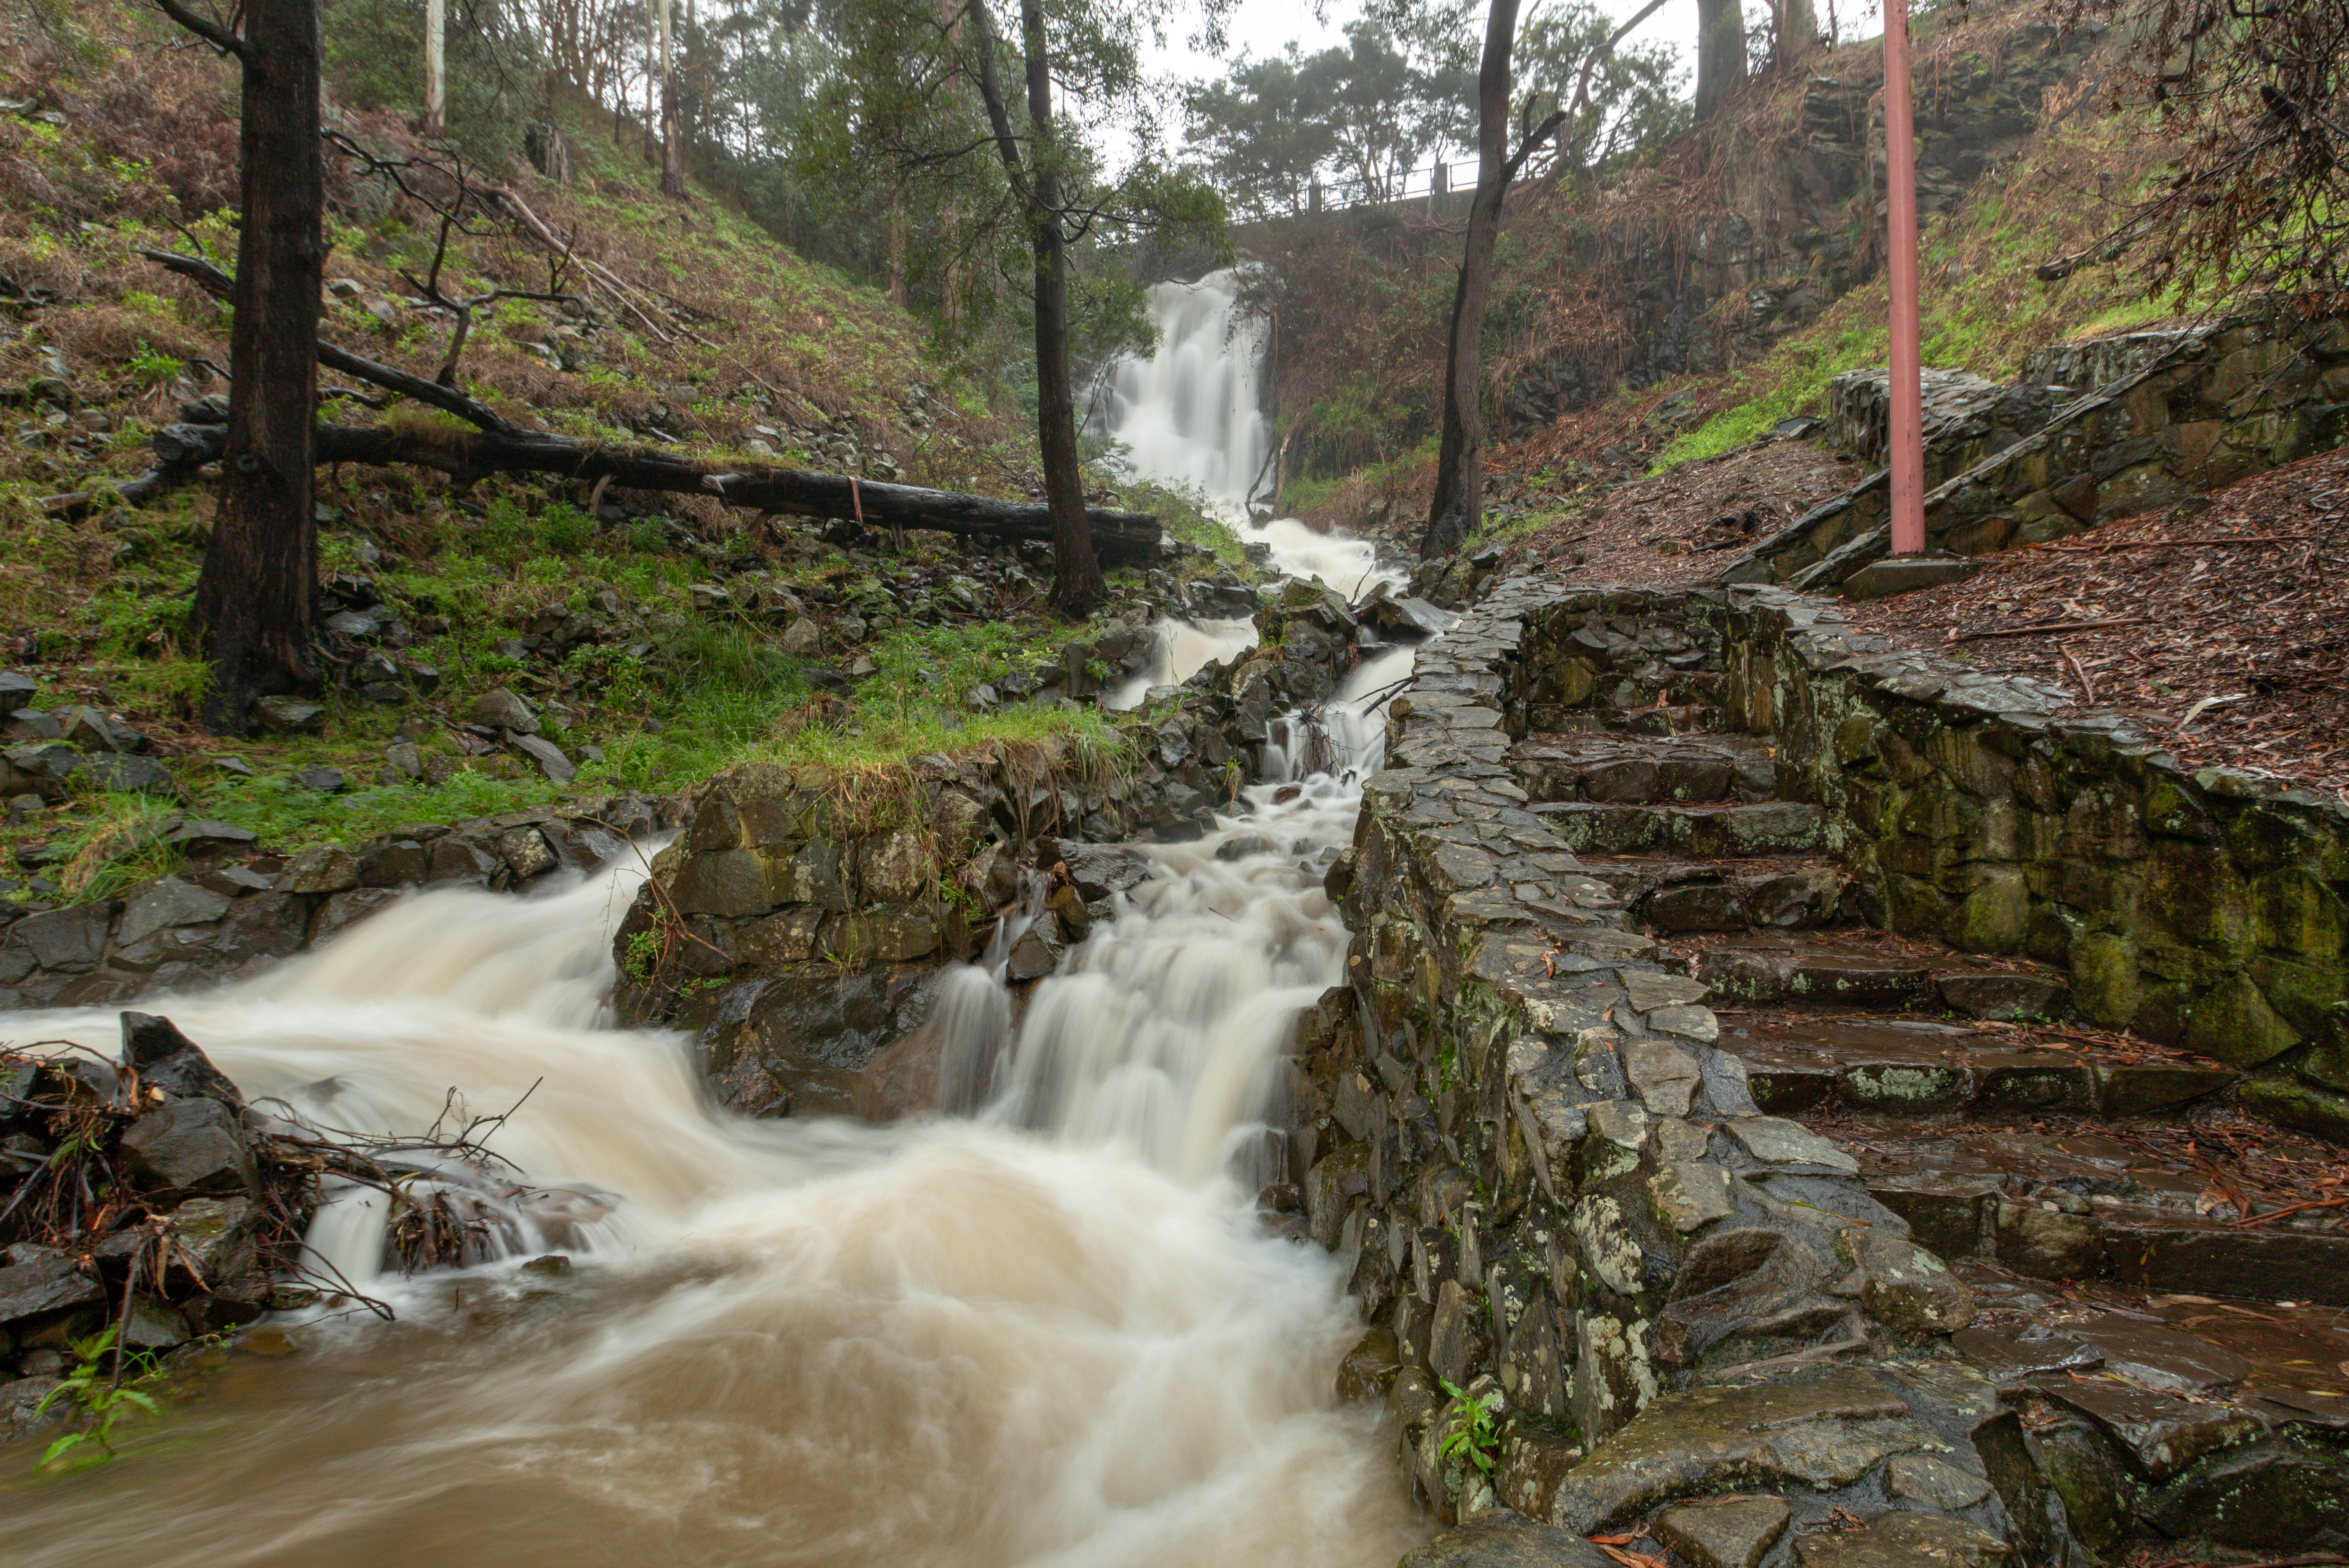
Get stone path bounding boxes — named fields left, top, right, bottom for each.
left=1321, top=570, right=2349, bottom=1568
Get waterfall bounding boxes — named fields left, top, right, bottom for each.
left=1101, top=269, right=1271, bottom=512
left=0, top=530, right=1430, bottom=1568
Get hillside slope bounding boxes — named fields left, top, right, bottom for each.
left=0, top=1, right=1239, bottom=902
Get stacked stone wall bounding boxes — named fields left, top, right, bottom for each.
left=1302, top=578, right=2001, bottom=1537
left=1727, top=310, right=2349, bottom=589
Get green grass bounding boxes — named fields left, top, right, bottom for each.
left=1654, top=319, right=1889, bottom=471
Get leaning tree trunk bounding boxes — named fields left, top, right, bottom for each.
left=1422, top=0, right=1523, bottom=561
left=1695, top=0, right=1748, bottom=119
left=1018, top=0, right=1102, bottom=617
left=172, top=0, right=324, bottom=732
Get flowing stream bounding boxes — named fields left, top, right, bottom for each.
left=0, top=308, right=1433, bottom=1565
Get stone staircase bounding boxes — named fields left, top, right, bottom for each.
left=1505, top=688, right=2349, bottom=1316
left=1477, top=654, right=2349, bottom=1562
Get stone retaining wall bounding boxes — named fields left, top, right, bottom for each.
left=1719, top=583, right=2349, bottom=1139
left=1727, top=308, right=2349, bottom=588
left=1484, top=577, right=2349, bottom=1136
left=1298, top=575, right=2000, bottom=1535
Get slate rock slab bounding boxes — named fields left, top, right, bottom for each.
left=1401, top=1508, right=1620, bottom=1568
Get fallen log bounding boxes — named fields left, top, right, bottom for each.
left=75, top=249, right=1163, bottom=563
left=108, top=422, right=1163, bottom=562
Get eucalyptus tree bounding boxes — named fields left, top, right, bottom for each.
left=1413, top=0, right=1684, bottom=559
left=801, top=0, right=1226, bottom=616
left=150, top=0, right=325, bottom=731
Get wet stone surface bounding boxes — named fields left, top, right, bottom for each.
left=1335, top=571, right=2349, bottom=1568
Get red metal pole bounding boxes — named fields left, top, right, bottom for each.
left=1883, top=0, right=1926, bottom=555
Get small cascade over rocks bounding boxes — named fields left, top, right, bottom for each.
left=0, top=459, right=1432, bottom=1567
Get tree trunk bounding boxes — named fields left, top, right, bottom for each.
left=966, top=0, right=1104, bottom=618
left=422, top=0, right=445, bottom=139
left=173, top=0, right=323, bottom=733
left=658, top=0, right=683, bottom=196
left=1695, top=0, right=1748, bottom=120
left=1773, top=0, right=1820, bottom=68
left=1422, top=0, right=1522, bottom=561
left=886, top=188, right=909, bottom=307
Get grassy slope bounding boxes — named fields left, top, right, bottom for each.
left=1650, top=38, right=2177, bottom=469
left=0, top=3, right=1238, bottom=901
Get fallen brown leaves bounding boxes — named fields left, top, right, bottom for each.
left=1845, top=445, right=2349, bottom=798
left=1503, top=436, right=1863, bottom=589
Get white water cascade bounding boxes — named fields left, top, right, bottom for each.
left=1097, top=271, right=1404, bottom=706
left=1101, top=269, right=1271, bottom=511
left=0, top=539, right=1430, bottom=1567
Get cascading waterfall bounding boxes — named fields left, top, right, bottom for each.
left=0, top=532, right=1431, bottom=1568
left=1100, top=269, right=1271, bottom=511
left=1097, top=270, right=1405, bottom=706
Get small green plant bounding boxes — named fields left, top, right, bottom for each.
left=124, top=342, right=185, bottom=389
left=622, top=927, right=663, bottom=980
left=1436, top=1379, right=1500, bottom=1477
left=538, top=501, right=595, bottom=556
left=35, top=1327, right=161, bottom=1469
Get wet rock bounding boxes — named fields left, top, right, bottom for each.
left=1991, top=1199, right=2101, bottom=1279
left=83, top=751, right=179, bottom=794
left=358, top=838, right=430, bottom=886
left=1045, top=839, right=1153, bottom=903
left=2036, top=1378, right=2267, bottom=1481
left=509, top=733, right=576, bottom=784
left=0, top=1247, right=104, bottom=1327
left=1935, top=971, right=2070, bottom=1021
left=278, top=844, right=360, bottom=894
left=1839, top=1225, right=1976, bottom=1336
left=1724, top=1116, right=1861, bottom=1175
left=1949, top=1322, right=2101, bottom=1386
left=470, top=686, right=540, bottom=736
left=1337, top=1325, right=1402, bottom=1402
left=858, top=826, right=928, bottom=905
left=165, top=1194, right=257, bottom=1282
left=1306, top=1143, right=1371, bottom=1249
left=310, top=887, right=403, bottom=943
left=119, top=1097, right=257, bottom=1195
left=121, top=1012, right=243, bottom=1105
left=1653, top=1495, right=1792, bottom=1568
left=116, top=876, right=231, bottom=949
left=1401, top=1509, right=1618, bottom=1567
left=57, top=705, right=144, bottom=753
left=1650, top=1160, right=1735, bottom=1233
left=1887, top=1454, right=1994, bottom=1510
left=164, top=818, right=259, bottom=852
left=2150, top=1441, right=2349, bottom=1549
left=1791, top=1512, right=2010, bottom=1568
left=15, top=903, right=110, bottom=971
left=1535, top=1369, right=1935, bottom=1531
left=121, top=1294, right=190, bottom=1351
left=497, top=826, right=557, bottom=879
left=252, top=696, right=325, bottom=735
left=1625, top=1040, right=1702, bottom=1116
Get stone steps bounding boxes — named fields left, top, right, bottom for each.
left=1841, top=1120, right=2349, bottom=1307
left=1690, top=929, right=2074, bottom=1017
left=1581, top=854, right=1850, bottom=933
left=1721, top=1012, right=2237, bottom=1120
left=1530, top=799, right=1826, bottom=857
left=1508, top=730, right=1777, bottom=804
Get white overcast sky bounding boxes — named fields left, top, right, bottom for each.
left=1145, top=0, right=1891, bottom=104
